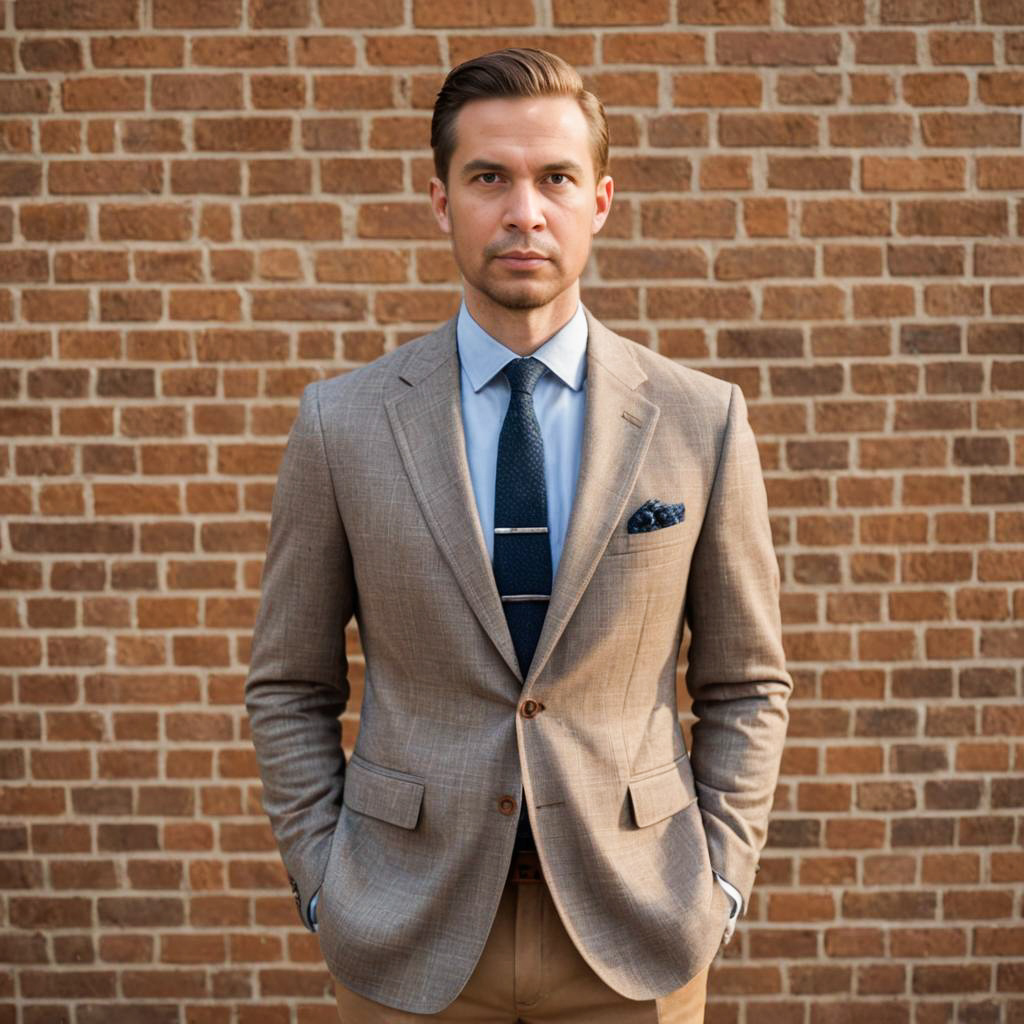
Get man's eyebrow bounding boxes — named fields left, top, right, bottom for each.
left=460, top=158, right=586, bottom=177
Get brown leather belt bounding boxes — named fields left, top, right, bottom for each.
left=507, top=848, right=543, bottom=883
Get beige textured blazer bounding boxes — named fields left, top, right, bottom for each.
left=244, top=306, right=792, bottom=1014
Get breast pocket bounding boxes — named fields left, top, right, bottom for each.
left=604, top=523, right=690, bottom=568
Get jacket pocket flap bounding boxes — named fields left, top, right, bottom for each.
left=628, top=756, right=698, bottom=829
left=343, top=754, right=424, bottom=830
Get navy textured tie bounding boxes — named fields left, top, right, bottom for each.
left=493, top=357, right=552, bottom=681
left=492, top=357, right=551, bottom=853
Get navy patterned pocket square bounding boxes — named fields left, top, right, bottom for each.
left=627, top=498, right=685, bottom=534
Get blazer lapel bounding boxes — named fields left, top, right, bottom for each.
left=384, top=307, right=661, bottom=692
left=384, top=316, right=524, bottom=685
left=523, top=308, right=659, bottom=690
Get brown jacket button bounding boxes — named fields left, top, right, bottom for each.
left=498, top=795, right=517, bottom=815
left=521, top=699, right=544, bottom=718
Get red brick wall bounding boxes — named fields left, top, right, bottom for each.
left=1, top=0, right=1022, bottom=1019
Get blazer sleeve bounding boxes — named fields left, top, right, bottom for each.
left=244, top=379, right=355, bottom=932
left=683, top=382, right=792, bottom=908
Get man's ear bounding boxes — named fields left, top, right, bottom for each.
left=429, top=177, right=452, bottom=235
left=592, top=174, right=614, bottom=235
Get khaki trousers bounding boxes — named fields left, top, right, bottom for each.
left=333, top=851, right=711, bottom=1023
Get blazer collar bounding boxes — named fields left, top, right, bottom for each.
left=385, top=305, right=659, bottom=691
left=395, top=305, right=647, bottom=393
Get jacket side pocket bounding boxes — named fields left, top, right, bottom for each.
left=342, top=753, right=425, bottom=830
left=628, top=754, right=698, bottom=829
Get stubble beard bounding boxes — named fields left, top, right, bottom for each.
left=459, top=246, right=569, bottom=312
left=449, top=207, right=568, bottom=312
left=475, top=272, right=561, bottom=310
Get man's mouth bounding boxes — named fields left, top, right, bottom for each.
left=495, top=251, right=549, bottom=268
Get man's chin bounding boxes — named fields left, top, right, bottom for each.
left=476, top=280, right=565, bottom=311
left=491, top=294, right=552, bottom=311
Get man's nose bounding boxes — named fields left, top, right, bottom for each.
left=502, top=182, right=545, bottom=233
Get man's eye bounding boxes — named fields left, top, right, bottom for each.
left=478, top=172, right=499, bottom=183
left=549, top=173, right=568, bottom=185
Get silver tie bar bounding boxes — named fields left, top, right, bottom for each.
left=494, top=526, right=549, bottom=534
left=500, top=594, right=551, bottom=602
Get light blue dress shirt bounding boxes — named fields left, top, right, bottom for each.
left=309, top=298, right=741, bottom=940
left=456, top=298, right=588, bottom=574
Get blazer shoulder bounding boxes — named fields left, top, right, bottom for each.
left=312, top=317, right=455, bottom=407
left=588, top=311, right=730, bottom=405
left=611, top=328, right=735, bottom=420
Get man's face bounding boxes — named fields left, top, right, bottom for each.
left=429, top=95, right=613, bottom=317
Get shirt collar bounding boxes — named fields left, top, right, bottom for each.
left=456, top=298, right=588, bottom=394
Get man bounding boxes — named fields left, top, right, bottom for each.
left=245, top=48, right=791, bottom=1022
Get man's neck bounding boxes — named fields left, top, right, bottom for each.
left=463, top=287, right=580, bottom=357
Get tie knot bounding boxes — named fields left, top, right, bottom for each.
left=501, top=357, right=547, bottom=396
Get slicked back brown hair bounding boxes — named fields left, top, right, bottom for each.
left=430, top=47, right=610, bottom=189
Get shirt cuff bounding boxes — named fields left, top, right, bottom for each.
left=713, top=872, right=743, bottom=917
left=713, top=871, right=742, bottom=945
left=309, top=886, right=320, bottom=932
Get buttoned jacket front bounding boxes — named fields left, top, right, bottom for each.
left=244, top=307, right=792, bottom=1014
